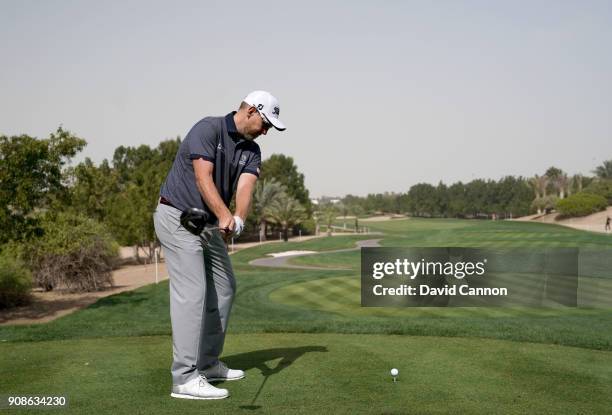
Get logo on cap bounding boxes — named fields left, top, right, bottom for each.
left=273, top=107, right=280, bottom=116
left=257, top=104, right=264, bottom=110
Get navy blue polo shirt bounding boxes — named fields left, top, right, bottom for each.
left=159, top=112, right=261, bottom=223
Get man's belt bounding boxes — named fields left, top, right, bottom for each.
left=159, top=196, right=178, bottom=210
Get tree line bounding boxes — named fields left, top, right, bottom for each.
left=337, top=165, right=612, bottom=219
left=0, top=128, right=313, bottom=260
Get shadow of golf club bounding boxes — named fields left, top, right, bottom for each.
left=219, top=345, right=327, bottom=410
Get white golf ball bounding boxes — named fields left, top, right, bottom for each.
left=390, top=368, right=399, bottom=376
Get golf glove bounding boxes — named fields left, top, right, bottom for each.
left=233, top=215, right=244, bottom=237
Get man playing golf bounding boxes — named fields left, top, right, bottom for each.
left=153, top=91, right=286, bottom=399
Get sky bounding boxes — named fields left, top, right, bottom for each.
left=1, top=0, right=611, bottom=197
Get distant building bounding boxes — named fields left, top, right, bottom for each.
left=311, top=197, right=342, bottom=205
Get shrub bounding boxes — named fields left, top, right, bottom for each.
left=543, top=195, right=559, bottom=211
left=556, top=192, right=608, bottom=218
left=530, top=195, right=558, bottom=214
left=299, top=218, right=316, bottom=235
left=28, top=213, right=119, bottom=292
left=0, top=245, right=32, bottom=308
left=584, top=179, right=612, bottom=204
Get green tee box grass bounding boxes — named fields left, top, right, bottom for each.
left=1, top=334, right=611, bottom=415
left=1, top=219, right=612, bottom=413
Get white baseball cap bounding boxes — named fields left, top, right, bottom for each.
left=243, top=90, right=286, bottom=131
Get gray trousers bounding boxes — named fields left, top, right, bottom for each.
left=153, top=203, right=236, bottom=386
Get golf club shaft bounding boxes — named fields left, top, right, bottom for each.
left=197, top=226, right=232, bottom=247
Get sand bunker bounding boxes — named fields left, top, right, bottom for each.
left=267, top=250, right=317, bottom=257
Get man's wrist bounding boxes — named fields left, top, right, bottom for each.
left=233, top=215, right=245, bottom=237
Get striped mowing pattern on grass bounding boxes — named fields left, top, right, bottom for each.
left=267, top=219, right=612, bottom=348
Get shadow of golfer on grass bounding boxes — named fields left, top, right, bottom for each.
left=219, top=346, right=327, bottom=410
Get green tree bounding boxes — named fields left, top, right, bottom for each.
left=544, top=167, right=564, bottom=197
left=364, top=194, right=382, bottom=213
left=529, top=175, right=549, bottom=214
left=555, top=174, right=569, bottom=199
left=530, top=174, right=548, bottom=199
left=434, top=182, right=449, bottom=217
left=336, top=201, right=354, bottom=229
left=447, top=182, right=466, bottom=217
left=545, top=166, right=563, bottom=180
left=593, top=160, right=612, bottom=179
left=464, top=179, right=488, bottom=218
left=584, top=179, right=612, bottom=204
left=105, top=139, right=180, bottom=261
left=260, top=154, right=311, bottom=211
left=266, top=193, right=306, bottom=241
left=0, top=127, right=86, bottom=243
left=407, top=183, right=437, bottom=217
left=0, top=245, right=32, bottom=308
left=350, top=205, right=364, bottom=232
left=397, top=193, right=411, bottom=213
left=252, top=178, right=286, bottom=241
left=542, top=167, right=569, bottom=199
left=69, top=158, right=119, bottom=222
left=318, top=203, right=338, bottom=236
left=569, top=174, right=584, bottom=196
left=505, top=176, right=532, bottom=217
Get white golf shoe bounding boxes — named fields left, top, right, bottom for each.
left=201, top=361, right=245, bottom=382
left=170, top=375, right=229, bottom=400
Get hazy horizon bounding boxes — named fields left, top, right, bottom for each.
left=1, top=0, right=611, bottom=197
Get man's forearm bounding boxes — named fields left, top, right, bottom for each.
left=234, top=191, right=252, bottom=220
left=235, top=174, right=257, bottom=220
left=196, top=175, right=232, bottom=221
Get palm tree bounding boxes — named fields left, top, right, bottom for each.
left=253, top=179, right=285, bottom=241
left=568, top=174, right=583, bottom=196
left=593, top=160, right=612, bottom=179
left=554, top=174, right=569, bottom=199
left=529, top=175, right=549, bottom=214
left=537, top=174, right=549, bottom=198
left=335, top=202, right=348, bottom=229
left=318, top=203, right=338, bottom=236
left=266, top=193, right=306, bottom=241
left=531, top=197, right=545, bottom=215
left=312, top=211, right=320, bottom=235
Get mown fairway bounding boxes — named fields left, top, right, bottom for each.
left=1, top=219, right=612, bottom=414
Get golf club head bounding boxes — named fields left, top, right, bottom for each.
left=180, top=207, right=210, bottom=236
